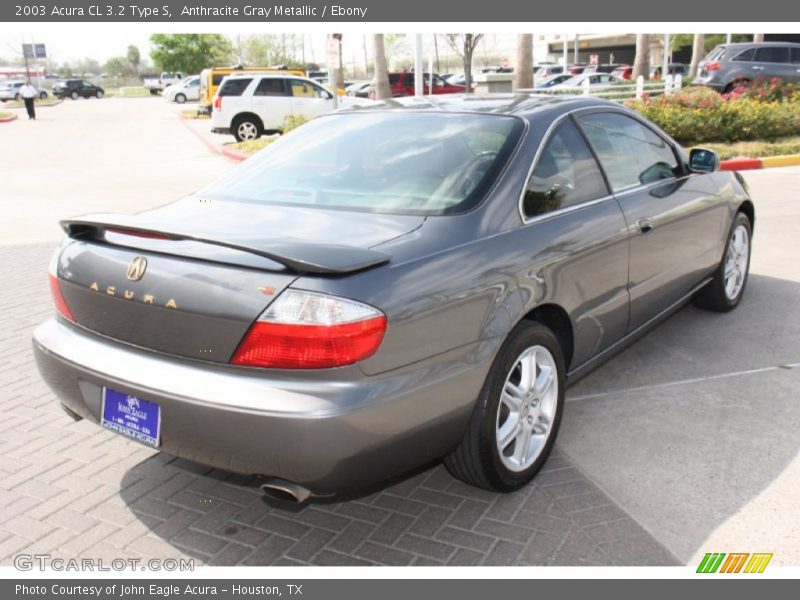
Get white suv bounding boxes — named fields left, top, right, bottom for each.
left=211, top=73, right=350, bottom=141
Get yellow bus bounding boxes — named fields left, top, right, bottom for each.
left=199, top=66, right=305, bottom=113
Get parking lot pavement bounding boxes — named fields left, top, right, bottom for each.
left=0, top=96, right=796, bottom=566
left=0, top=97, right=231, bottom=246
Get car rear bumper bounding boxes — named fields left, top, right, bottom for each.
left=33, top=318, right=487, bottom=495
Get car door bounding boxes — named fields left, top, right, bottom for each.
left=576, top=110, right=726, bottom=331
left=250, top=77, right=291, bottom=130
left=187, top=77, right=200, bottom=100
left=287, top=79, right=335, bottom=120
left=752, top=46, right=795, bottom=81
left=522, top=117, right=629, bottom=364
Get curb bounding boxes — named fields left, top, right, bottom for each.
left=178, top=112, right=248, bottom=162
left=0, top=114, right=17, bottom=123
left=221, top=146, right=248, bottom=161
left=721, top=154, right=800, bottom=171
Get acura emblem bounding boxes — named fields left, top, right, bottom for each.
left=126, top=256, right=148, bottom=281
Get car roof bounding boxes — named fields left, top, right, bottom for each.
left=340, top=93, right=619, bottom=119
left=722, top=41, right=800, bottom=48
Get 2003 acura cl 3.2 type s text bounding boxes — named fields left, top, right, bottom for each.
left=33, top=95, right=754, bottom=502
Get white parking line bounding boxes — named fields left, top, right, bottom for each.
left=567, top=361, right=799, bottom=402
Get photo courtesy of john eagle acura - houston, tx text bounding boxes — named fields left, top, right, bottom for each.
left=33, top=94, right=753, bottom=503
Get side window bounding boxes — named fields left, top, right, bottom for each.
left=732, top=48, right=756, bottom=62
left=754, top=46, right=790, bottom=63
left=218, top=78, right=252, bottom=97
left=523, top=119, right=608, bottom=219
left=577, top=112, right=680, bottom=192
left=289, top=80, right=329, bottom=98
left=254, top=78, right=288, bottom=96
left=792, top=48, right=800, bottom=65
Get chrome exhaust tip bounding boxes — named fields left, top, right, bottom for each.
left=260, top=478, right=312, bottom=504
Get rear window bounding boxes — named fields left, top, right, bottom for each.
left=704, top=46, right=727, bottom=62
left=200, top=112, right=524, bottom=215
left=218, top=78, right=252, bottom=97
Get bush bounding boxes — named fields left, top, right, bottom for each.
left=283, top=114, right=309, bottom=132
left=724, top=76, right=800, bottom=103
left=626, top=79, right=800, bottom=145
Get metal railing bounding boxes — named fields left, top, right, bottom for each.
left=519, top=75, right=684, bottom=103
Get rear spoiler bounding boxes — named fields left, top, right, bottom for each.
left=60, top=215, right=391, bottom=275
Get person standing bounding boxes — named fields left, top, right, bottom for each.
left=19, top=80, right=38, bottom=120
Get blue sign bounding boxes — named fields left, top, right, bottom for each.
left=102, top=388, right=161, bottom=447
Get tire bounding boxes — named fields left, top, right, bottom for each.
left=723, top=79, right=749, bottom=94
left=175, top=93, right=187, bottom=104
left=444, top=321, right=566, bottom=491
left=95, top=90, right=104, bottom=99
left=70, top=90, right=79, bottom=100
left=39, top=91, right=47, bottom=100
left=232, top=116, right=262, bottom=142
left=694, top=211, right=752, bottom=312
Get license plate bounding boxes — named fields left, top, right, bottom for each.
left=101, top=388, right=161, bottom=447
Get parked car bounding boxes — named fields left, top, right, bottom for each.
left=164, top=75, right=200, bottom=104
left=588, top=64, right=625, bottom=74
left=211, top=73, right=360, bottom=141
left=345, top=81, right=372, bottom=98
left=650, top=63, right=690, bottom=80
left=567, top=64, right=591, bottom=75
left=52, top=80, right=105, bottom=100
left=611, top=65, right=633, bottom=80
left=371, top=72, right=466, bottom=98
left=143, top=71, right=184, bottom=95
left=199, top=66, right=306, bottom=114
left=533, top=64, right=565, bottom=79
left=35, top=95, right=754, bottom=500
left=696, top=42, right=800, bottom=92
left=551, top=73, right=624, bottom=89
left=0, top=80, right=48, bottom=101
left=534, top=74, right=574, bottom=89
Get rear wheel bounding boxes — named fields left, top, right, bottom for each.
left=70, top=90, right=79, bottom=100
left=723, top=79, right=750, bottom=94
left=39, top=91, right=48, bottom=100
left=694, top=212, right=751, bottom=311
left=233, top=116, right=262, bottom=142
left=445, top=321, right=565, bottom=491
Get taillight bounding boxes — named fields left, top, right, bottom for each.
left=213, top=96, right=222, bottom=110
left=704, top=61, right=722, bottom=71
left=231, top=290, right=387, bottom=369
left=48, top=250, right=74, bottom=322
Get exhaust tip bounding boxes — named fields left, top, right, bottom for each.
left=260, top=478, right=312, bottom=504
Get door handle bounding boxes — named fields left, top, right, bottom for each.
left=637, top=218, right=655, bottom=234
left=752, top=66, right=764, bottom=70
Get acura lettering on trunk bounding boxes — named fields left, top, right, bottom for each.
left=34, top=95, right=754, bottom=501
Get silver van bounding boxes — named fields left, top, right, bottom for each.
left=695, top=42, right=800, bottom=92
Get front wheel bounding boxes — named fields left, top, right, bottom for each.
left=445, top=321, right=565, bottom=491
left=95, top=90, right=104, bottom=99
left=694, top=211, right=752, bottom=311
left=175, top=93, right=186, bottom=104
left=70, top=90, right=79, bottom=100
left=39, top=91, right=48, bottom=100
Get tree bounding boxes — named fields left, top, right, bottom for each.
left=447, top=34, right=483, bottom=92
left=373, top=34, right=391, bottom=100
left=688, top=33, right=704, bottom=78
left=105, top=56, right=135, bottom=77
left=126, top=45, right=141, bottom=74
left=331, top=34, right=345, bottom=92
left=632, top=34, right=650, bottom=80
left=150, top=34, right=232, bottom=74
left=514, top=34, right=533, bottom=90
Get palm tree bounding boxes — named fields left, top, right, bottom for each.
left=753, top=34, right=765, bottom=43
left=632, top=34, right=650, bottom=80
left=372, top=34, right=391, bottom=100
left=689, top=33, right=705, bottom=78
left=514, top=34, right=533, bottom=90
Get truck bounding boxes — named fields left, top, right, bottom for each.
left=142, top=72, right=185, bottom=95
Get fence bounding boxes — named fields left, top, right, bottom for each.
left=519, top=75, right=683, bottom=103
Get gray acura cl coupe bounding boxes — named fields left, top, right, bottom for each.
left=33, top=95, right=753, bottom=502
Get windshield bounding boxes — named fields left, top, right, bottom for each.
left=201, top=112, right=524, bottom=215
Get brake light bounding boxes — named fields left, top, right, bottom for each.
left=704, top=61, right=722, bottom=71
left=48, top=251, right=74, bottom=321
left=231, top=290, right=387, bottom=369
left=213, top=96, right=222, bottom=110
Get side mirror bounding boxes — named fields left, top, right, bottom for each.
left=689, top=148, right=720, bottom=173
